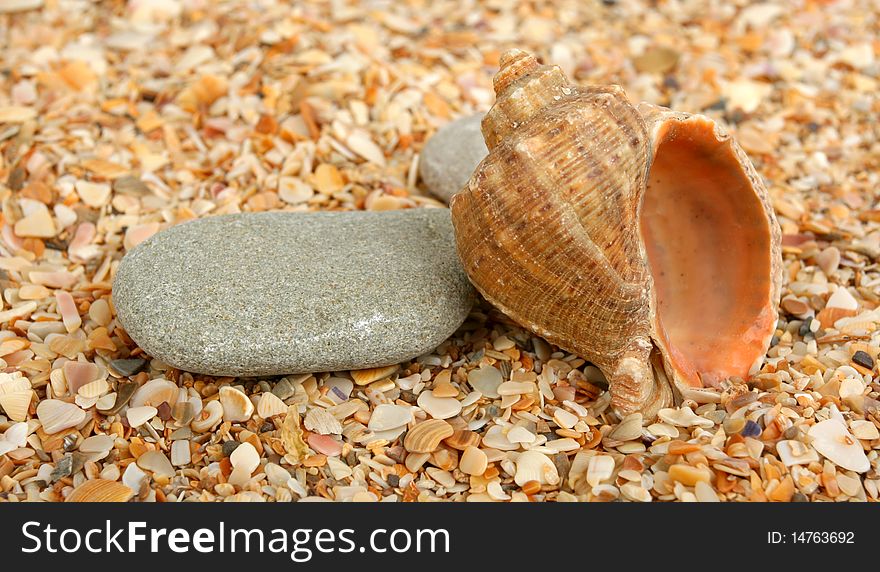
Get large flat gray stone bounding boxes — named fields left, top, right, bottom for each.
left=419, top=113, right=488, bottom=203
left=112, top=209, right=475, bottom=376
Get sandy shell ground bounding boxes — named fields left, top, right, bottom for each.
left=0, top=0, right=879, bottom=502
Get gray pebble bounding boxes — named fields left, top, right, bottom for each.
left=109, top=357, right=148, bottom=377
left=102, top=382, right=136, bottom=415
left=113, top=209, right=475, bottom=377
left=112, top=175, right=151, bottom=196
left=50, top=454, right=73, bottom=482
left=222, top=441, right=240, bottom=457
left=271, top=377, right=297, bottom=400
left=419, top=113, right=488, bottom=203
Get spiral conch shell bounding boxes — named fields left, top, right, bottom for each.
left=450, top=50, right=782, bottom=418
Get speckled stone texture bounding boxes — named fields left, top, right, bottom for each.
left=112, top=209, right=475, bottom=376
left=419, top=113, right=488, bottom=203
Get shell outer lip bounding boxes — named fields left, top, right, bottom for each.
left=638, top=102, right=783, bottom=404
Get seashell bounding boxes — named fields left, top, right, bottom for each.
left=850, top=420, right=880, bottom=441
left=304, top=407, right=343, bottom=435
left=74, top=394, right=100, bottom=410
left=487, top=480, right=511, bottom=501
left=3, top=422, right=27, bottom=447
left=590, top=484, right=621, bottom=501
left=280, top=406, right=308, bottom=463
left=587, top=455, right=616, bottom=487
left=89, top=297, right=113, bottom=326
left=256, top=392, right=287, bottom=419
left=324, top=377, right=353, bottom=402
left=481, top=425, right=518, bottom=451
left=404, top=451, right=430, bottom=472
left=836, top=473, right=862, bottom=498
left=430, top=448, right=458, bottom=471
left=36, top=399, right=87, bottom=434
left=126, top=405, right=157, bottom=427
left=136, top=450, right=175, bottom=478
left=308, top=433, right=343, bottom=457
left=77, top=377, right=110, bottom=399
left=646, top=422, right=679, bottom=439
left=775, top=439, right=819, bottom=467
left=171, top=440, right=191, bottom=466
left=497, top=381, right=536, bottom=396
left=372, top=426, right=407, bottom=443
left=94, top=393, right=116, bottom=413
left=0, top=439, right=15, bottom=457
left=122, top=462, right=147, bottom=492
left=403, top=419, right=454, bottom=453
left=467, top=365, right=503, bottom=398
left=0, top=423, right=28, bottom=458
left=130, top=377, right=179, bottom=408
left=658, top=406, right=714, bottom=428
left=228, top=467, right=252, bottom=489
left=63, top=361, right=99, bottom=395
left=826, top=286, right=859, bottom=310
left=620, top=483, right=652, bottom=503
left=606, top=412, right=644, bottom=441
left=425, top=467, right=455, bottom=488
left=230, top=441, right=260, bottom=474
left=367, top=404, right=413, bottom=431
left=443, top=429, right=481, bottom=451
left=694, top=481, right=721, bottom=503
left=0, top=335, right=25, bottom=354
left=328, top=399, right=366, bottom=420
left=552, top=408, right=579, bottom=430
left=432, top=382, right=459, bottom=398
left=350, top=365, right=398, bottom=386
left=461, top=391, right=481, bottom=408
left=808, top=419, right=870, bottom=473
left=0, top=389, right=33, bottom=422
left=839, top=377, right=865, bottom=400
left=55, top=290, right=82, bottom=333
left=0, top=371, right=31, bottom=395
left=219, top=386, right=254, bottom=423
left=667, top=464, right=713, bottom=486
left=66, top=479, right=135, bottom=502
left=191, top=400, right=223, bottom=432
left=171, top=400, right=195, bottom=425
left=395, top=373, right=420, bottom=391
left=507, top=426, right=536, bottom=443
left=450, top=50, right=782, bottom=418
left=416, top=391, right=462, bottom=420
left=188, top=395, right=203, bottom=417
left=513, top=450, right=559, bottom=487
left=79, top=434, right=115, bottom=455
left=326, top=457, right=352, bottom=481
left=264, top=463, right=290, bottom=487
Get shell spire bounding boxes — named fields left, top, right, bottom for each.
left=481, top=50, right=570, bottom=150
left=451, top=50, right=782, bottom=419
left=492, top=49, right=540, bottom=94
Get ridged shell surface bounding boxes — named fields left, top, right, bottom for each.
left=451, top=50, right=665, bottom=414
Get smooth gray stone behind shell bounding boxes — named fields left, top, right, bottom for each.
left=419, top=113, right=488, bottom=203
left=113, top=209, right=475, bottom=376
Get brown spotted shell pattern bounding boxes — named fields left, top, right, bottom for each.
left=450, top=50, right=782, bottom=418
